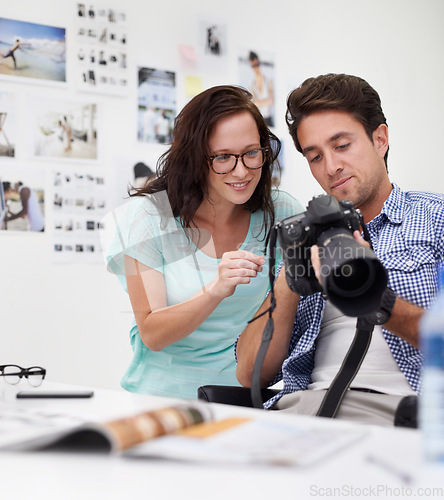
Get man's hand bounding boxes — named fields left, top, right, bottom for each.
left=310, top=230, right=370, bottom=286
left=311, top=230, right=422, bottom=347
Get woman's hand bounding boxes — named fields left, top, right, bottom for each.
left=208, top=250, right=265, bottom=299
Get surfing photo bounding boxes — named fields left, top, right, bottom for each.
left=0, top=17, right=66, bottom=82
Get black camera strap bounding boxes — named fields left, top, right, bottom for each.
left=249, top=224, right=278, bottom=409
left=314, top=214, right=376, bottom=417
left=316, top=317, right=374, bottom=418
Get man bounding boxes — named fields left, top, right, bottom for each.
left=154, top=111, right=170, bottom=144
left=3, top=182, right=44, bottom=232
left=59, top=116, right=73, bottom=153
left=1, top=39, right=30, bottom=70
left=236, top=74, right=444, bottom=425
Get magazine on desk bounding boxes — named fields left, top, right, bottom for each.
left=0, top=402, right=367, bottom=466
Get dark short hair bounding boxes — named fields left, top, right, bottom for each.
left=248, top=51, right=259, bottom=62
left=3, top=182, right=11, bottom=192
left=133, top=162, right=154, bottom=179
left=286, top=73, right=389, bottom=167
left=134, top=85, right=281, bottom=240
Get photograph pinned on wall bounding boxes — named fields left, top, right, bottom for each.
left=138, top=67, right=176, bottom=145
left=53, top=168, right=106, bottom=262
left=0, top=164, right=45, bottom=232
left=75, top=3, right=128, bottom=96
left=0, top=17, right=65, bottom=84
left=196, top=18, right=228, bottom=72
left=0, top=92, right=16, bottom=157
left=29, top=96, right=98, bottom=161
left=238, top=48, right=276, bottom=128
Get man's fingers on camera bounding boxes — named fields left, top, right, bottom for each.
left=353, top=230, right=370, bottom=248
left=310, top=245, right=322, bottom=283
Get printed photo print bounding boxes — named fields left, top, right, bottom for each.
left=0, top=165, right=45, bottom=232
left=196, top=18, right=228, bottom=73
left=0, top=17, right=66, bottom=83
left=238, top=48, right=276, bottom=128
left=75, top=3, right=128, bottom=95
left=138, top=67, right=176, bottom=144
left=30, top=97, right=98, bottom=160
left=53, top=168, right=106, bottom=262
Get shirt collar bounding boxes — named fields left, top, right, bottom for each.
left=378, top=183, right=405, bottom=224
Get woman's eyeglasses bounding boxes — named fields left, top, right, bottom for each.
left=0, top=365, right=46, bottom=387
left=209, top=147, right=269, bottom=175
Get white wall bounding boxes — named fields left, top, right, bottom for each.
left=1, top=0, right=443, bottom=390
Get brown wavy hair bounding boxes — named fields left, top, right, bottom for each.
left=286, top=74, right=389, bottom=169
left=132, top=85, right=281, bottom=241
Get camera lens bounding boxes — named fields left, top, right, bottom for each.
left=318, top=228, right=388, bottom=316
left=330, top=259, right=374, bottom=297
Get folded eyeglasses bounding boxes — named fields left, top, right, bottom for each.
left=0, top=364, right=46, bottom=387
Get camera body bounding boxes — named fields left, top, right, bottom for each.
left=276, top=194, right=387, bottom=317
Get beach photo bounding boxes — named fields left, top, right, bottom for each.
left=0, top=17, right=65, bottom=82
left=30, top=97, right=98, bottom=161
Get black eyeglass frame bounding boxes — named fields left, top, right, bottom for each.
left=0, top=364, right=46, bottom=386
left=208, top=147, right=270, bottom=175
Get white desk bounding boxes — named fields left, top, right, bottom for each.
left=1, top=382, right=443, bottom=500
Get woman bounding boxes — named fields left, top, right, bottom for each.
left=104, top=85, right=303, bottom=398
left=248, top=51, right=274, bottom=127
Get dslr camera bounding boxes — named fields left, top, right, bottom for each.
left=276, top=194, right=387, bottom=317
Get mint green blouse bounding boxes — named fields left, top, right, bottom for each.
left=104, top=189, right=303, bottom=399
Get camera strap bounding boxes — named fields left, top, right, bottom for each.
left=249, top=224, right=278, bottom=409
left=316, top=317, right=374, bottom=418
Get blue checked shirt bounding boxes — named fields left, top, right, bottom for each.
left=258, top=184, right=444, bottom=409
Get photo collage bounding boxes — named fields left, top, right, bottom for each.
left=0, top=5, right=276, bottom=265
